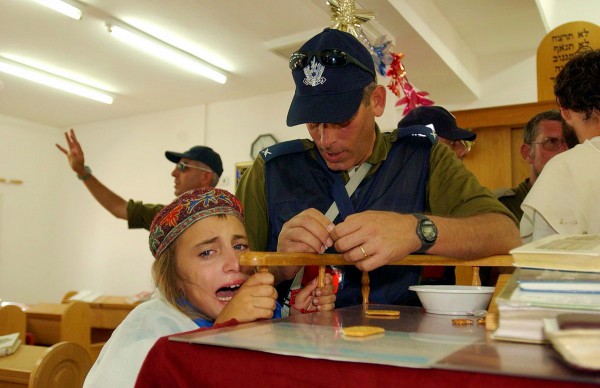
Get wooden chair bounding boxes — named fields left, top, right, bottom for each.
left=0, top=304, right=27, bottom=343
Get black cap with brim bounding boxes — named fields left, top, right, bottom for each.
left=398, top=106, right=476, bottom=141
left=286, top=28, right=376, bottom=127
left=165, top=145, right=223, bottom=176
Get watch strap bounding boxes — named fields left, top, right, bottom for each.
left=411, top=213, right=437, bottom=253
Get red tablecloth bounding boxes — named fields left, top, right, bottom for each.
left=135, top=333, right=597, bottom=388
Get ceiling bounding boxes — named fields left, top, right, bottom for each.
left=0, top=0, right=557, bottom=128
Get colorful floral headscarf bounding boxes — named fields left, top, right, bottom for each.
left=149, top=188, right=244, bottom=259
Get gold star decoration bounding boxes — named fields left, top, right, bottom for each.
left=328, top=0, right=374, bottom=37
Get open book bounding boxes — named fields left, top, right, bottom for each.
left=68, top=290, right=103, bottom=303
left=0, top=332, right=21, bottom=357
left=510, top=234, right=600, bottom=272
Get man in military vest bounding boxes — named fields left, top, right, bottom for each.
left=236, top=28, right=520, bottom=309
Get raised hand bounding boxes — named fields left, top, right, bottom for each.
left=55, top=128, right=86, bottom=176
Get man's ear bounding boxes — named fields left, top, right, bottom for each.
left=521, top=143, right=533, bottom=163
left=371, top=85, right=387, bottom=117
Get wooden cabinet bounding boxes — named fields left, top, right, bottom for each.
left=452, top=100, right=558, bottom=190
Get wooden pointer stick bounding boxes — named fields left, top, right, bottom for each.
left=318, top=266, right=326, bottom=288
left=361, top=271, right=370, bottom=305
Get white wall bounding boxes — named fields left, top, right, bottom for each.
left=0, top=106, right=208, bottom=304
left=0, top=115, right=63, bottom=304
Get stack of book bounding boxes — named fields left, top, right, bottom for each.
left=492, top=234, right=600, bottom=344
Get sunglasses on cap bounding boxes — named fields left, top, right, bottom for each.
left=176, top=162, right=213, bottom=173
left=530, top=137, right=567, bottom=152
left=289, top=49, right=376, bottom=79
left=448, top=139, right=475, bottom=153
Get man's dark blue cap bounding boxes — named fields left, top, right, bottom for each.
left=286, top=28, right=376, bottom=127
left=398, top=106, right=476, bottom=141
left=165, top=146, right=223, bottom=176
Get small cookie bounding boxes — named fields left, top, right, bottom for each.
left=341, top=326, right=385, bottom=337
left=452, top=318, right=474, bottom=326
left=365, top=309, right=400, bottom=317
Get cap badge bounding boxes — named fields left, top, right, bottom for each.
left=425, top=124, right=438, bottom=140
left=303, top=57, right=326, bottom=87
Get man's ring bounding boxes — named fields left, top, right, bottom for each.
left=359, top=245, right=368, bottom=258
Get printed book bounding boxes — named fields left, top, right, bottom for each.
left=0, top=332, right=21, bottom=356
left=509, top=234, right=600, bottom=272
left=517, top=268, right=600, bottom=293
left=492, top=269, right=600, bottom=343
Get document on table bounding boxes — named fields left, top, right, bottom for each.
left=171, top=321, right=477, bottom=369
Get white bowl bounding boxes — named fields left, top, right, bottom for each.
left=408, top=285, right=494, bottom=315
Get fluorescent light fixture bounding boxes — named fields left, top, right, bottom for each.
left=107, top=23, right=228, bottom=84
left=0, top=56, right=114, bottom=104
left=31, top=0, right=83, bottom=20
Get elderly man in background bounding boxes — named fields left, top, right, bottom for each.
left=495, top=110, right=578, bottom=221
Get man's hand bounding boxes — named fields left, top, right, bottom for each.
left=55, top=128, right=86, bottom=176
left=276, top=208, right=334, bottom=280
left=215, top=272, right=278, bottom=324
left=330, top=211, right=420, bottom=272
left=278, top=208, right=334, bottom=254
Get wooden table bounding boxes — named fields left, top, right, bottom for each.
left=136, top=305, right=600, bottom=387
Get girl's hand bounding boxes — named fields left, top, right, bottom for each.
left=290, top=273, right=336, bottom=315
left=215, top=272, right=278, bottom=324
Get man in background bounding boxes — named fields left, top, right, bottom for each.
left=494, top=110, right=577, bottom=221
left=57, top=129, right=223, bottom=230
left=397, top=105, right=476, bottom=161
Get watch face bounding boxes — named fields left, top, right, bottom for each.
left=421, top=220, right=437, bottom=242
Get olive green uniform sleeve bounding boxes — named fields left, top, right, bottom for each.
left=235, top=157, right=269, bottom=251
left=427, top=143, right=518, bottom=224
left=497, top=179, right=530, bottom=221
left=126, top=200, right=165, bottom=230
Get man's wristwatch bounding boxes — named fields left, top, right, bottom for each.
left=411, top=213, right=437, bottom=253
left=77, top=165, right=92, bottom=181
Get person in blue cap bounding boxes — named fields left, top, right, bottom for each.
left=398, top=105, right=476, bottom=161
left=236, top=28, right=521, bottom=310
left=57, top=129, right=223, bottom=230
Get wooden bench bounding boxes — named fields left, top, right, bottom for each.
left=61, top=291, right=140, bottom=361
left=0, top=305, right=26, bottom=343
left=0, top=342, right=92, bottom=388
left=23, top=302, right=91, bottom=359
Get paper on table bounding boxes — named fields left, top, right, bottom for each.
left=170, top=321, right=476, bottom=369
